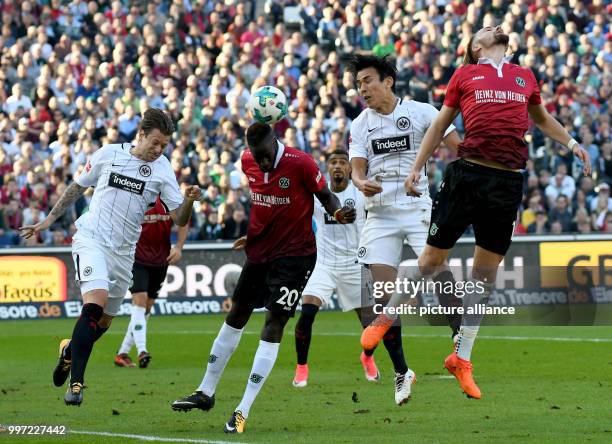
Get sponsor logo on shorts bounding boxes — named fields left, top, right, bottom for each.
left=396, top=116, right=411, bottom=130
left=358, top=247, right=366, bottom=258
left=83, top=266, right=92, bottom=277
left=208, top=354, right=218, bottom=364
left=429, top=223, right=439, bottom=236
left=134, top=323, right=143, bottom=331
left=139, top=164, right=151, bottom=177
left=250, top=373, right=264, bottom=383
left=344, top=198, right=355, bottom=208
left=371, top=135, right=410, bottom=155
left=279, top=177, right=290, bottom=189
left=515, top=76, right=526, bottom=87
left=108, top=172, right=145, bottom=195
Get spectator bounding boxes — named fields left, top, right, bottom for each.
left=545, top=164, right=576, bottom=207
left=198, top=211, right=223, bottom=241
left=221, top=205, right=248, bottom=240
left=4, top=83, right=33, bottom=116
left=548, top=195, right=573, bottom=233
left=0, top=0, right=608, bottom=244
left=527, top=210, right=549, bottom=234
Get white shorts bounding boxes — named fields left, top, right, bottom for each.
left=71, top=236, right=134, bottom=316
left=358, top=203, right=431, bottom=268
left=302, top=263, right=374, bottom=311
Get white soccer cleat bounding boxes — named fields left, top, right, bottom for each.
left=394, top=369, right=416, bottom=406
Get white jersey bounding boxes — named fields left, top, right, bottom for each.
left=313, top=181, right=365, bottom=269
left=74, top=143, right=183, bottom=254
left=349, top=98, right=455, bottom=210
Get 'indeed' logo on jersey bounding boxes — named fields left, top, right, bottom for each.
left=109, top=172, right=145, bottom=195
left=371, top=135, right=410, bottom=155
left=323, top=212, right=339, bottom=225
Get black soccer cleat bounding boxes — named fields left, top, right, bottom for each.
left=138, top=351, right=151, bottom=368
left=53, top=339, right=71, bottom=387
left=64, top=382, right=84, bottom=406
left=224, top=410, right=246, bottom=434
left=171, top=391, right=215, bottom=412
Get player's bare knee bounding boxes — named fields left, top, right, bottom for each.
left=82, top=287, right=109, bottom=307
left=418, top=249, right=446, bottom=275
left=132, top=292, right=148, bottom=308
left=225, top=301, right=252, bottom=329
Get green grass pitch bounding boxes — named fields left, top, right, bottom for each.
left=1, top=313, right=611, bottom=443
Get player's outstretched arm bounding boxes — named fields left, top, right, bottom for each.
left=528, top=104, right=591, bottom=175
left=167, top=224, right=189, bottom=264
left=405, top=105, right=459, bottom=197
left=171, top=185, right=202, bottom=227
left=314, top=187, right=356, bottom=224
left=19, top=182, right=87, bottom=238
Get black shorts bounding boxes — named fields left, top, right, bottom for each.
left=427, top=159, right=524, bottom=256
left=232, top=254, right=317, bottom=317
left=130, top=262, right=168, bottom=299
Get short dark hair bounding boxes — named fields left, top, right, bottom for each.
left=325, top=149, right=349, bottom=162
left=464, top=34, right=478, bottom=65
left=246, top=122, right=273, bottom=147
left=343, top=54, right=397, bottom=92
left=140, top=108, right=175, bottom=136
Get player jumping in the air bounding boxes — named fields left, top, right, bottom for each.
left=20, top=108, right=200, bottom=406
left=114, top=196, right=189, bottom=368
left=292, top=150, right=379, bottom=387
left=345, top=54, right=462, bottom=405
left=171, top=123, right=356, bottom=434
left=362, top=26, right=591, bottom=399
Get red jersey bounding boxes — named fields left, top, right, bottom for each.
left=135, top=196, right=173, bottom=266
left=444, top=59, right=541, bottom=169
left=242, top=144, right=326, bottom=263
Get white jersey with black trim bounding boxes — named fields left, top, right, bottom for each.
left=349, top=98, right=455, bottom=210
left=73, top=143, right=183, bottom=254
left=313, top=181, right=365, bottom=269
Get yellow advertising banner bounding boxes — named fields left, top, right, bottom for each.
left=0, top=256, right=67, bottom=303
left=539, top=241, right=612, bottom=287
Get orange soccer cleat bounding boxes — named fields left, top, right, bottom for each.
left=292, top=364, right=309, bottom=388
left=360, top=314, right=395, bottom=351
left=114, top=353, right=137, bottom=368
left=444, top=352, right=481, bottom=399
left=360, top=352, right=380, bottom=381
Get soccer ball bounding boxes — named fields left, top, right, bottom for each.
left=248, top=86, right=288, bottom=124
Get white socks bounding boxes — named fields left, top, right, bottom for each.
left=118, top=324, right=135, bottom=355
left=455, top=325, right=479, bottom=361
left=118, top=305, right=149, bottom=355
left=198, top=322, right=244, bottom=396
left=236, top=340, right=280, bottom=418
left=455, top=279, right=493, bottom=361
left=131, top=306, right=148, bottom=354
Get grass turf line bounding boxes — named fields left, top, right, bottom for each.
left=1, top=313, right=611, bottom=443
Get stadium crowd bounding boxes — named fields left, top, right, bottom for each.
left=0, top=0, right=610, bottom=247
